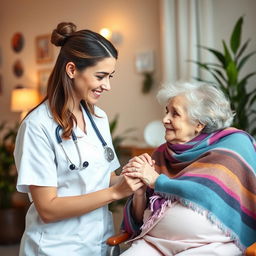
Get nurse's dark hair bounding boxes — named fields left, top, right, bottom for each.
left=44, top=22, right=118, bottom=139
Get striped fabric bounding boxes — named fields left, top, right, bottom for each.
left=122, top=128, right=256, bottom=252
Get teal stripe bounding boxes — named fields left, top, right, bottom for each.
left=155, top=174, right=255, bottom=247
left=173, top=133, right=256, bottom=171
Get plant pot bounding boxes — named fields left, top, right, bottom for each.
left=0, top=207, right=26, bottom=245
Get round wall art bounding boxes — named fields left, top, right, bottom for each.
left=11, top=32, right=24, bottom=53
left=13, top=60, right=24, bottom=77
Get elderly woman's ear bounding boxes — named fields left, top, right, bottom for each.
left=195, top=122, right=205, bottom=134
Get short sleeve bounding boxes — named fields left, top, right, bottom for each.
left=14, top=119, right=57, bottom=193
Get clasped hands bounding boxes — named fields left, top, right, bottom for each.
left=121, top=153, right=159, bottom=189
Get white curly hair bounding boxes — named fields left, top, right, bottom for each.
left=157, top=81, right=234, bottom=133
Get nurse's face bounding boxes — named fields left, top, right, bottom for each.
left=73, top=57, right=116, bottom=104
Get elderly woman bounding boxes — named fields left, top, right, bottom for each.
left=121, top=82, right=256, bottom=256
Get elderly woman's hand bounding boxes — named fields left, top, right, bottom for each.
left=122, top=154, right=159, bottom=189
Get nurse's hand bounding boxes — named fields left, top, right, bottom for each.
left=112, top=175, right=144, bottom=200
left=122, top=161, right=159, bottom=189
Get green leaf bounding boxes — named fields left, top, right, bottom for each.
left=198, top=45, right=226, bottom=66
left=235, top=38, right=251, bottom=61
left=203, top=63, right=223, bottom=68
left=188, top=60, right=222, bottom=68
left=238, top=72, right=256, bottom=88
left=248, top=89, right=256, bottom=107
left=222, top=40, right=233, bottom=66
left=237, top=51, right=256, bottom=71
left=208, top=70, right=229, bottom=97
left=193, top=77, right=212, bottom=83
left=109, top=115, right=119, bottom=134
left=226, top=61, right=238, bottom=85
left=230, top=16, right=243, bottom=55
left=122, top=127, right=136, bottom=135
left=212, top=68, right=227, bottom=83
left=189, top=60, right=210, bottom=70
left=191, top=61, right=228, bottom=90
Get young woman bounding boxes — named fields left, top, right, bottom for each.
left=14, top=22, right=143, bottom=256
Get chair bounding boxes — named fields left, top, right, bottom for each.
left=107, top=232, right=256, bottom=256
left=107, top=232, right=131, bottom=256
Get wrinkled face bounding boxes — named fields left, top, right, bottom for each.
left=163, top=95, right=203, bottom=144
left=73, top=57, right=116, bottom=104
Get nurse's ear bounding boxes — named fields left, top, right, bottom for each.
left=66, top=62, right=76, bottom=79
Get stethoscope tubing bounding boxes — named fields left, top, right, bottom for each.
left=55, top=101, right=114, bottom=170
left=80, top=100, right=107, bottom=147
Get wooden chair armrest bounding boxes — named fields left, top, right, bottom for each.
left=245, top=242, right=256, bottom=256
left=106, top=232, right=131, bottom=246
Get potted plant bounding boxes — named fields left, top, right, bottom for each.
left=109, top=114, right=136, bottom=158
left=192, top=16, right=256, bottom=135
left=108, top=115, right=136, bottom=213
left=0, top=121, right=27, bottom=244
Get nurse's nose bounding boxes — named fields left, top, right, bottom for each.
left=101, top=78, right=111, bottom=91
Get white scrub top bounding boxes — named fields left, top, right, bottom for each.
left=14, top=101, right=120, bottom=256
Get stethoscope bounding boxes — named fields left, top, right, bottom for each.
left=55, top=100, right=115, bottom=171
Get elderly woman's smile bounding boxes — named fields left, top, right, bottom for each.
left=163, top=95, right=204, bottom=144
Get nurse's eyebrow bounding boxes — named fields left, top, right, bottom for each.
left=95, top=71, right=115, bottom=75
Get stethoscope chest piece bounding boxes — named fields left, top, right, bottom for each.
left=55, top=101, right=115, bottom=171
left=104, top=146, right=115, bottom=162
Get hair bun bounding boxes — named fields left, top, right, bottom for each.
left=51, top=22, right=77, bottom=46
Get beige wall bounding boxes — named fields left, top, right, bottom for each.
left=1, top=0, right=256, bottom=146
left=0, top=0, right=162, bottom=145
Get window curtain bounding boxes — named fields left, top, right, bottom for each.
left=159, top=0, right=213, bottom=83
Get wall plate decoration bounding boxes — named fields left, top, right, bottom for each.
left=13, top=60, right=24, bottom=77
left=35, top=34, right=53, bottom=63
left=38, top=68, right=51, bottom=98
left=11, top=32, right=24, bottom=53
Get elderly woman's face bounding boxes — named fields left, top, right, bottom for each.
left=163, top=95, right=203, bottom=144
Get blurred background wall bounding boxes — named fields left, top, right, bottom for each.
left=0, top=0, right=255, bottom=146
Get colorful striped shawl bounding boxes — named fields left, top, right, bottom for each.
left=122, top=128, right=256, bottom=251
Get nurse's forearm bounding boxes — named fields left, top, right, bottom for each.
left=38, top=187, right=116, bottom=223
left=29, top=176, right=143, bottom=223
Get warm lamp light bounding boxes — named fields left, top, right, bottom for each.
left=99, top=28, right=123, bottom=45
left=99, top=28, right=112, bottom=40
left=11, top=86, right=40, bottom=120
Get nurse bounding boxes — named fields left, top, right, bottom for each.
left=14, top=22, right=144, bottom=256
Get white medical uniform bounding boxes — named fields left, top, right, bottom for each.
left=14, top=101, right=120, bottom=256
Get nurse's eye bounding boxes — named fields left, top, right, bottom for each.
left=109, top=75, right=113, bottom=79
left=96, top=76, right=104, bottom=80
left=165, top=107, right=169, bottom=114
